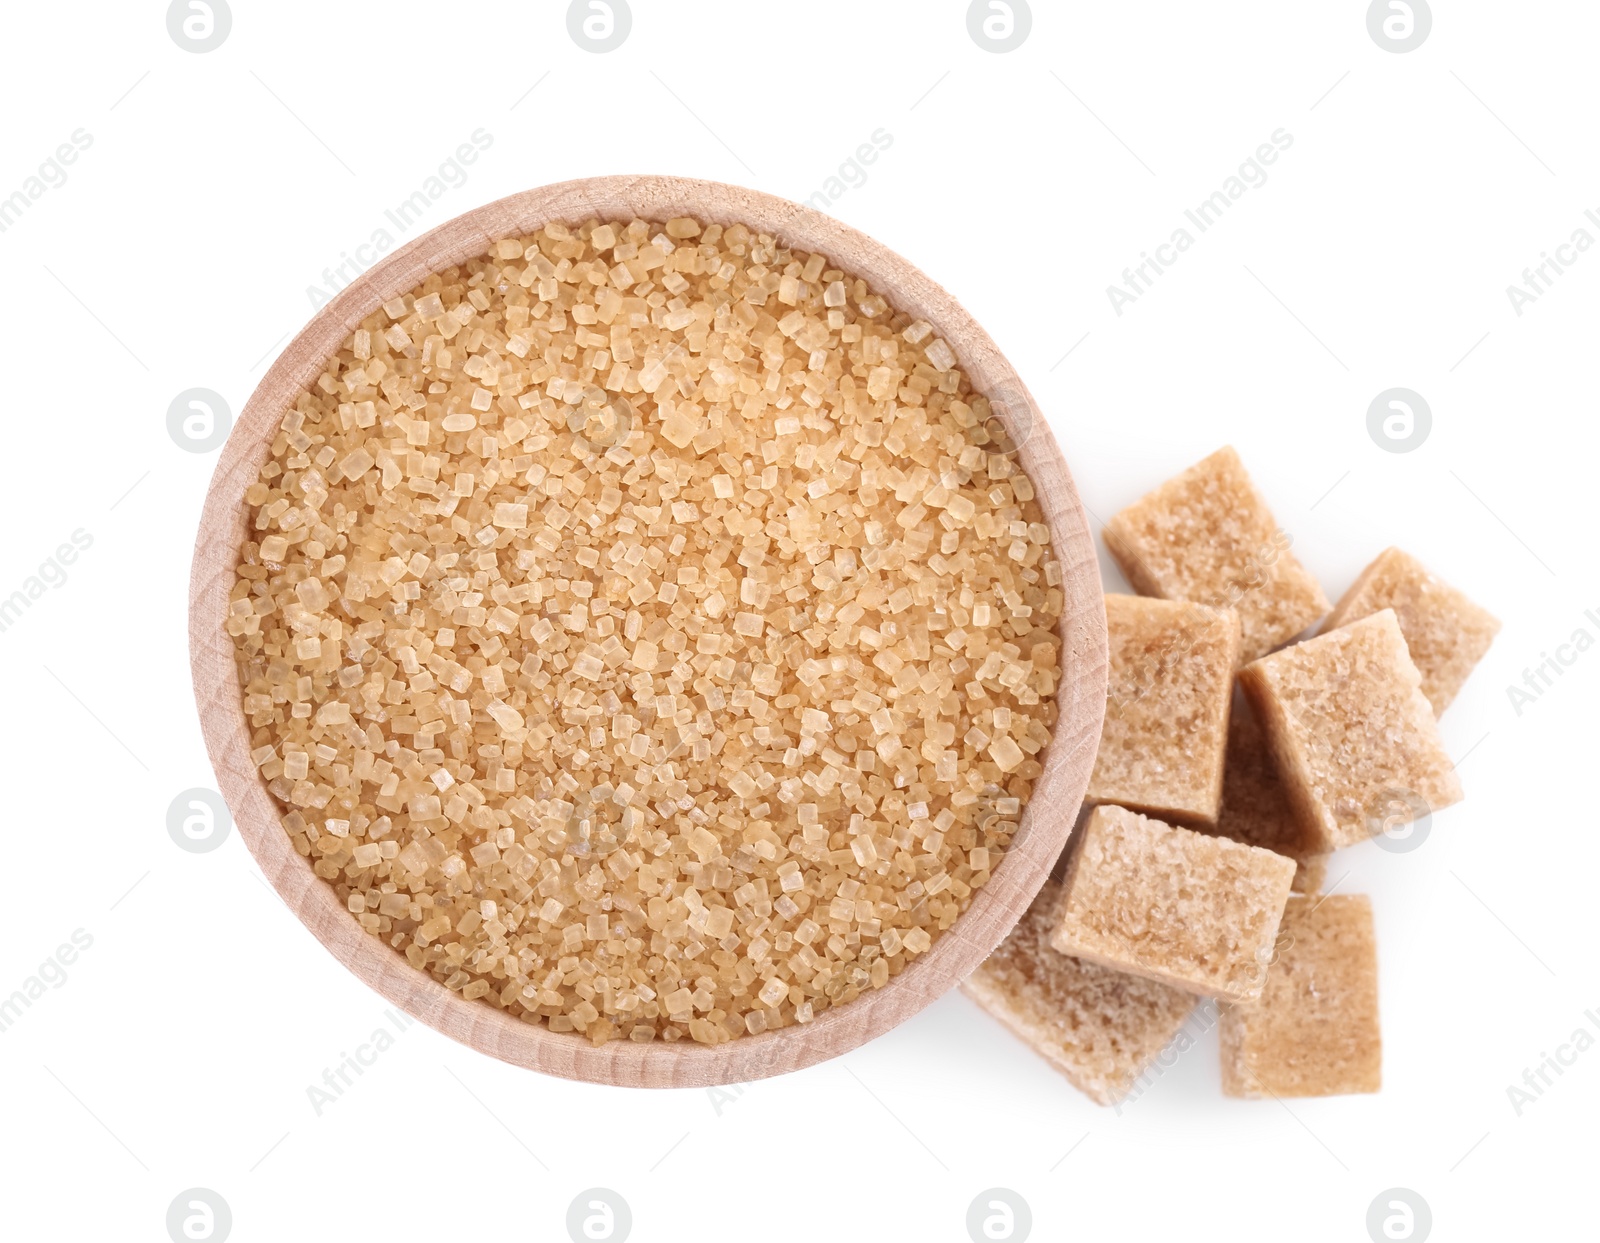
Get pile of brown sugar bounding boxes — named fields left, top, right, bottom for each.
left=229, top=215, right=1064, bottom=1046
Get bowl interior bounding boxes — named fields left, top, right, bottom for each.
left=189, top=175, right=1108, bottom=1087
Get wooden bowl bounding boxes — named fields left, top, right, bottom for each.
left=189, top=176, right=1107, bottom=1087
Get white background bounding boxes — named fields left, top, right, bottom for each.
left=0, top=2, right=1595, bottom=1240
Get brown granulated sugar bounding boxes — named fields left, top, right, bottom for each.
left=229, top=216, right=1064, bottom=1046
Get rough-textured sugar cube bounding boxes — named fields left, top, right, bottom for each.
left=1104, top=447, right=1330, bottom=663
left=1321, top=546, right=1500, bottom=714
left=1050, top=805, right=1296, bottom=1001
left=963, top=881, right=1197, bottom=1106
left=1089, top=595, right=1241, bottom=825
left=1204, top=693, right=1326, bottom=894
left=1220, top=894, right=1380, bottom=1098
left=1239, top=609, right=1463, bottom=852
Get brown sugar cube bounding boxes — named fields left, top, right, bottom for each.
left=1104, top=446, right=1330, bottom=664
left=1321, top=547, right=1500, bottom=714
left=963, top=881, right=1197, bottom=1106
left=1049, top=805, right=1296, bottom=1001
left=1204, top=693, right=1327, bottom=894
left=1291, top=853, right=1327, bottom=897
left=1220, top=894, right=1381, bottom=1098
left=1088, top=595, right=1241, bottom=825
left=1239, top=609, right=1463, bottom=852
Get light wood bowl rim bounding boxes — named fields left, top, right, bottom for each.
left=188, top=175, right=1108, bottom=1088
